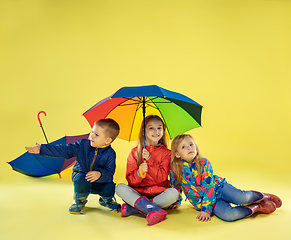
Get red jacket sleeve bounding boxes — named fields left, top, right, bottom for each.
left=125, top=147, right=143, bottom=187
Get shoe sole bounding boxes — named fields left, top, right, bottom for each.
left=146, top=210, right=167, bottom=225
left=99, top=203, right=121, bottom=211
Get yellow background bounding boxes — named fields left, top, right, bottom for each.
left=1, top=1, right=290, bottom=239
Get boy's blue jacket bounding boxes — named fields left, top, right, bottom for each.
left=40, top=139, right=116, bottom=183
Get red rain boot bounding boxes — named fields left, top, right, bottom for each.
left=245, top=200, right=276, bottom=218
left=262, top=193, right=282, bottom=208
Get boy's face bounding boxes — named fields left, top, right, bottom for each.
left=90, top=124, right=112, bottom=148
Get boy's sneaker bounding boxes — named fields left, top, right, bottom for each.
left=99, top=197, right=121, bottom=211
left=69, top=196, right=88, bottom=214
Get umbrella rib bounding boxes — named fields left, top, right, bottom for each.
left=127, top=100, right=141, bottom=141
left=32, top=154, right=62, bottom=174
left=136, top=97, right=158, bottom=111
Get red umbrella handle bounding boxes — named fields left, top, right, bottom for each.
left=37, top=111, right=46, bottom=126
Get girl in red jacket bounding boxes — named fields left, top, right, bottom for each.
left=116, top=115, right=179, bottom=225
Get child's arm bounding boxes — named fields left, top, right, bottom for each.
left=199, top=158, right=217, bottom=215
left=169, top=168, right=183, bottom=206
left=39, top=142, right=78, bottom=159
left=126, top=149, right=144, bottom=186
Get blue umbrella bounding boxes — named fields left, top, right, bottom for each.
left=8, top=134, right=89, bottom=178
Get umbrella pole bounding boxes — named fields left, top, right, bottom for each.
left=40, top=125, right=49, bottom=144
left=37, top=111, right=49, bottom=144
left=138, top=97, right=147, bottom=179
left=37, top=111, right=60, bottom=179
left=142, top=97, right=146, bottom=147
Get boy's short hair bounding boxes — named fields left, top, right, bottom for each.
left=94, top=118, right=120, bottom=142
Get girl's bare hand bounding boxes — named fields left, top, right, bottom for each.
left=196, top=212, right=211, bottom=222
left=168, top=203, right=180, bottom=210
left=140, top=162, right=148, bottom=174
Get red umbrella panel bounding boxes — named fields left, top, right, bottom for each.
left=8, top=134, right=89, bottom=178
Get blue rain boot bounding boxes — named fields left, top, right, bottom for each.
left=121, top=203, right=141, bottom=217
left=134, top=196, right=167, bottom=225
left=69, top=192, right=89, bottom=214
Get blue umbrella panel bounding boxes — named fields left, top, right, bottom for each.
left=8, top=134, right=89, bottom=178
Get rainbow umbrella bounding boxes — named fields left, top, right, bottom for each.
left=83, top=85, right=203, bottom=141
left=8, top=134, right=89, bottom=178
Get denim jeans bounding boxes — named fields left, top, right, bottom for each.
left=73, top=173, right=115, bottom=199
left=213, top=182, right=262, bottom=222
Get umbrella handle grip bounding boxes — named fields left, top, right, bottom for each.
left=139, top=165, right=147, bottom=178
left=37, top=111, right=47, bottom=125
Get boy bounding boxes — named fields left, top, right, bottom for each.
left=25, top=118, right=121, bottom=214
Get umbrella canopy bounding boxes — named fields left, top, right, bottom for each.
left=8, top=134, right=89, bottom=177
left=83, top=85, right=203, bottom=141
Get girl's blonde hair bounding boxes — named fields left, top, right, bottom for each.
left=170, top=134, right=204, bottom=184
left=136, top=115, right=167, bottom=166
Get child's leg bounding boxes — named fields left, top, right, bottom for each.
left=91, top=182, right=121, bottom=211
left=218, top=182, right=263, bottom=205
left=115, top=183, right=142, bottom=206
left=214, top=182, right=276, bottom=221
left=91, top=181, right=115, bottom=198
left=152, top=188, right=179, bottom=208
left=69, top=173, right=91, bottom=214
left=74, top=173, right=91, bottom=194
left=213, top=199, right=252, bottom=222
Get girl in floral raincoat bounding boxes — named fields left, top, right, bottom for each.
left=169, top=134, right=282, bottom=222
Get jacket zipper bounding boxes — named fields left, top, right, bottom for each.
left=90, top=148, right=98, bottom=171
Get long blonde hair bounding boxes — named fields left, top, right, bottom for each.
left=170, top=134, right=204, bottom=184
left=136, top=115, right=167, bottom=166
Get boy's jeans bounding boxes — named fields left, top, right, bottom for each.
left=213, top=182, right=262, bottom=222
left=73, top=173, right=115, bottom=199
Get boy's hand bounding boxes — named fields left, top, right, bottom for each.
left=168, top=203, right=180, bottom=210
left=25, top=143, right=40, bottom=154
left=140, top=162, right=148, bottom=174
left=142, top=149, right=150, bottom=160
left=85, top=171, right=101, bottom=182
left=196, top=211, right=211, bottom=222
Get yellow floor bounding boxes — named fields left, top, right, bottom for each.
left=1, top=163, right=290, bottom=240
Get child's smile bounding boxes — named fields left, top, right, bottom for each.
left=145, top=119, right=164, bottom=146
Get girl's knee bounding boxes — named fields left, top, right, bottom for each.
left=167, top=188, right=179, bottom=198
left=115, top=183, right=127, bottom=194
left=163, top=188, right=179, bottom=203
